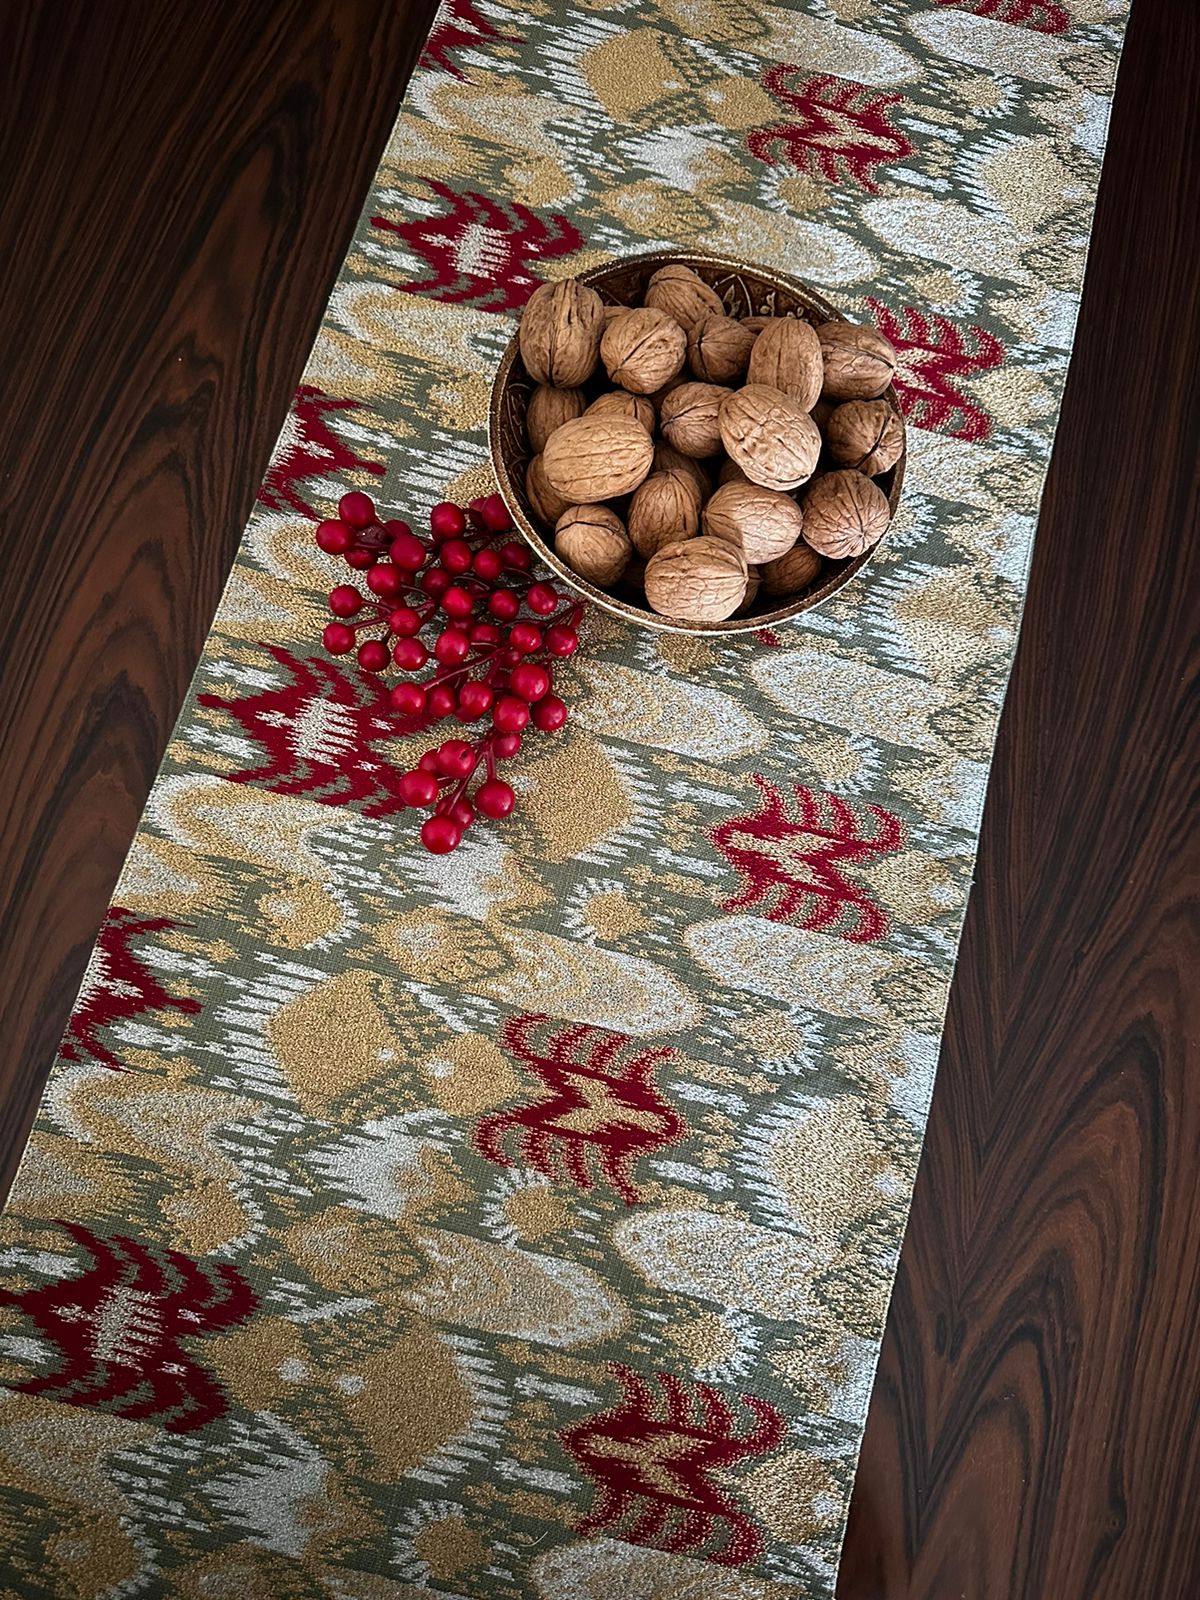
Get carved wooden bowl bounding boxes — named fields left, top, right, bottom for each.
left=488, top=250, right=905, bottom=636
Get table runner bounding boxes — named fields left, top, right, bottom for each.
left=0, top=2, right=1129, bottom=1595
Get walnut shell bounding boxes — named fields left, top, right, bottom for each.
left=718, top=385, right=821, bottom=492
left=628, top=471, right=702, bottom=559
left=717, top=457, right=751, bottom=487
left=585, top=390, right=657, bottom=432
left=747, top=317, right=823, bottom=411
left=825, top=399, right=905, bottom=475
left=601, top=307, right=687, bottom=394
left=526, top=453, right=572, bottom=526
left=801, top=469, right=890, bottom=558
left=741, top=315, right=771, bottom=335
left=542, top=415, right=654, bottom=502
left=602, top=303, right=629, bottom=329
left=659, top=382, right=732, bottom=459
left=518, top=279, right=605, bottom=387
left=687, top=314, right=756, bottom=384
left=643, top=264, right=725, bottom=331
left=652, top=442, right=709, bottom=504
left=702, top=481, right=805, bottom=566
left=809, top=397, right=836, bottom=432
left=733, top=567, right=762, bottom=616
left=648, top=372, right=689, bottom=415
left=644, top=536, right=748, bottom=623
left=555, top=504, right=631, bottom=586
left=760, top=541, right=823, bottom=597
left=817, top=320, right=897, bottom=401
left=526, top=384, right=587, bottom=454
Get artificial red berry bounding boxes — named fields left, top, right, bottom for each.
left=357, top=639, right=390, bottom=673
left=390, top=682, right=428, bottom=717
left=339, top=491, right=376, bottom=528
left=434, top=628, right=471, bottom=665
left=345, top=548, right=374, bottom=570
left=499, top=541, right=531, bottom=571
left=475, top=778, right=516, bottom=819
left=382, top=518, right=413, bottom=540
left=422, top=567, right=452, bottom=597
left=487, top=587, right=521, bottom=621
left=471, top=493, right=513, bottom=534
left=440, top=538, right=473, bottom=574
left=388, top=605, right=423, bottom=637
left=367, top=564, right=403, bottom=600
left=399, top=768, right=439, bottom=807
left=493, top=695, right=531, bottom=734
left=545, top=623, right=579, bottom=657
left=316, top=519, right=353, bottom=554
left=428, top=684, right=457, bottom=719
left=533, top=694, right=568, bottom=731
left=418, top=750, right=441, bottom=773
left=421, top=814, right=462, bottom=854
left=472, top=547, right=504, bottom=582
left=392, top=638, right=429, bottom=671
left=388, top=530, right=426, bottom=571
left=508, top=622, right=543, bottom=655
left=526, top=582, right=559, bottom=615
left=437, top=739, right=476, bottom=779
left=429, top=502, right=467, bottom=541
left=494, top=731, right=522, bottom=760
left=450, top=799, right=475, bottom=830
left=328, top=584, right=363, bottom=618
left=441, top=585, right=475, bottom=619
left=323, top=622, right=355, bottom=655
left=469, top=622, right=502, bottom=646
left=510, top=662, right=551, bottom=702
left=457, top=680, right=494, bottom=720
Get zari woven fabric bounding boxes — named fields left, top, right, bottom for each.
left=0, top=2, right=1129, bottom=1596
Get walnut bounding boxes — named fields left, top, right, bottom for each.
left=801, top=469, right=890, bottom=558
left=760, top=541, right=823, bottom=597
left=687, top=314, right=756, bottom=384
left=825, top=399, right=905, bottom=475
left=601, top=307, right=687, bottom=394
left=525, top=453, right=573, bottom=526
left=652, top=441, right=709, bottom=504
left=541, top=415, right=654, bottom=502
left=643, top=264, right=725, bottom=331
left=733, top=567, right=761, bottom=616
left=747, top=317, right=823, bottom=411
left=518, top=279, right=605, bottom=387
left=701, top=480, right=804, bottom=565
left=648, top=372, right=689, bottom=414
left=810, top=397, right=836, bottom=432
left=602, top=303, right=629, bottom=329
left=718, top=385, right=821, bottom=491
left=585, top=390, right=657, bottom=432
left=741, top=315, right=771, bottom=335
left=644, top=536, right=748, bottom=622
left=717, top=457, right=750, bottom=486
left=659, top=382, right=732, bottom=459
left=555, top=504, right=632, bottom=586
left=628, top=470, right=701, bottom=559
left=526, top=384, right=586, bottom=454
left=817, top=320, right=897, bottom=401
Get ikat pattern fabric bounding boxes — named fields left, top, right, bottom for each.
left=0, top=1, right=1128, bottom=1596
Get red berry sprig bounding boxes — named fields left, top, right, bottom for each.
left=315, top=489, right=581, bottom=853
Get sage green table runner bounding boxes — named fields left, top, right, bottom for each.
left=0, top=2, right=1129, bottom=1595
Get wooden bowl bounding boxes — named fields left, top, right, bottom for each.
left=488, top=250, right=905, bottom=636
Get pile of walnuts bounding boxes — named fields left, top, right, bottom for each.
left=516, top=263, right=903, bottom=623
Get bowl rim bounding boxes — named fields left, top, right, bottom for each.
left=487, top=248, right=905, bottom=637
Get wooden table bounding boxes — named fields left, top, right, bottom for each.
left=1, top=3, right=1196, bottom=1594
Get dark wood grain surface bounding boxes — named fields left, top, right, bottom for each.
left=0, top=3, right=1196, bottom=1597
